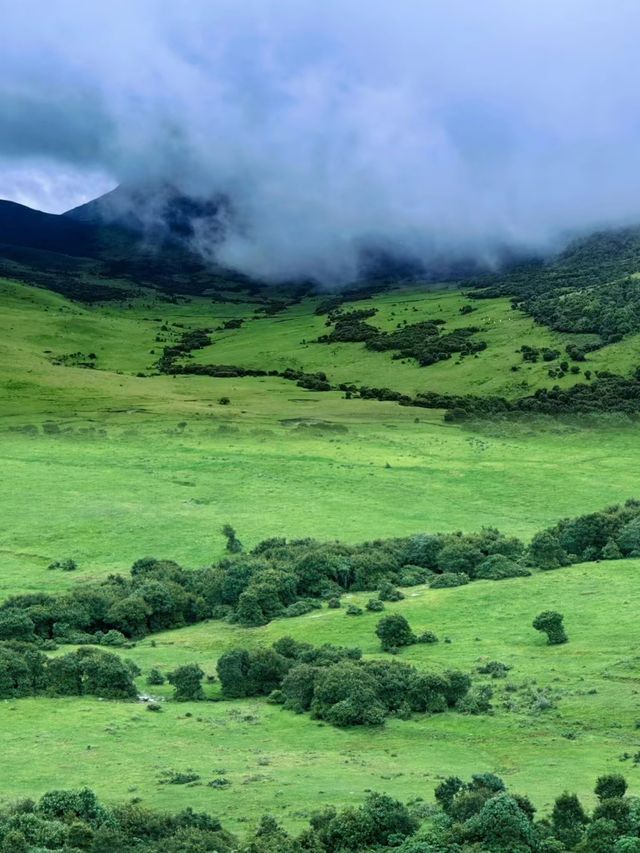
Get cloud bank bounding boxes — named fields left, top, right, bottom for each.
left=3, top=0, right=640, bottom=283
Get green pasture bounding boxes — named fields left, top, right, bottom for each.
left=2, top=561, right=639, bottom=834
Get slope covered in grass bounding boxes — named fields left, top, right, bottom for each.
left=2, top=561, right=638, bottom=834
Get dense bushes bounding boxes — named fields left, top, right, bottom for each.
left=217, top=637, right=471, bottom=727
left=4, top=501, right=640, bottom=643
left=0, top=643, right=137, bottom=700
left=3, top=772, right=636, bottom=852
left=317, top=309, right=487, bottom=367
left=0, top=787, right=237, bottom=852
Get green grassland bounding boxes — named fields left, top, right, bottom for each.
left=2, top=561, right=639, bottom=834
left=3, top=274, right=640, bottom=831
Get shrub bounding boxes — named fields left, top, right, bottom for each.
left=327, top=597, right=341, bottom=609
left=345, top=604, right=363, bottom=616
left=147, top=667, right=165, bottom=686
left=375, top=614, right=416, bottom=652
left=533, top=611, right=568, bottom=645
left=477, top=660, right=511, bottom=678
left=595, top=774, right=628, bottom=802
left=366, top=598, right=385, bottom=612
left=602, top=539, right=623, bottom=560
left=417, top=631, right=439, bottom=644
left=48, top=558, right=78, bottom=572
left=378, top=582, right=405, bottom=602
left=475, top=554, right=530, bottom=580
left=168, top=664, right=205, bottom=701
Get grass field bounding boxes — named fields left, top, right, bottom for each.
left=3, top=275, right=640, bottom=831
left=2, top=561, right=639, bottom=834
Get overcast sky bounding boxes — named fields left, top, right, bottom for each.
left=3, top=0, right=640, bottom=281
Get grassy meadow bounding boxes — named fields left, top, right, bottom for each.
left=2, top=561, right=639, bottom=834
left=3, top=274, right=640, bottom=830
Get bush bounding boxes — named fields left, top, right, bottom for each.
left=475, top=554, right=530, bottom=580
left=168, top=664, right=205, bottom=701
left=533, top=611, right=568, bottom=645
left=366, top=598, right=385, bottom=612
left=345, top=604, right=363, bottom=616
left=47, top=558, right=78, bottom=572
left=375, top=614, right=416, bottom=652
left=378, top=582, right=405, bottom=602
left=417, top=631, right=439, bottom=644
left=327, top=597, right=341, bottom=609
left=147, top=667, right=165, bottom=686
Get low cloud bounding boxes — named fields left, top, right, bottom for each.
left=3, top=0, right=640, bottom=283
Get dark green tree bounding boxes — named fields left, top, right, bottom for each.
left=533, top=611, right=568, bottom=645
left=375, top=613, right=416, bottom=652
left=222, top=524, right=243, bottom=553
left=168, top=663, right=205, bottom=701
left=595, top=774, right=628, bottom=802
left=551, top=791, right=589, bottom=848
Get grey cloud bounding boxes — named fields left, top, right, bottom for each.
left=3, top=0, right=640, bottom=282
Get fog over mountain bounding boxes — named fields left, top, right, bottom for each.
left=3, top=1, right=640, bottom=283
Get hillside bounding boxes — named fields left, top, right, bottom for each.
left=3, top=216, right=640, bottom=850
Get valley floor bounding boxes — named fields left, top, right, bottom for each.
left=2, top=276, right=640, bottom=831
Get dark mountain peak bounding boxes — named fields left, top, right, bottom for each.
left=64, top=182, right=230, bottom=245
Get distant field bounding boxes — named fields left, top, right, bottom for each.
left=3, top=277, right=640, bottom=599
left=2, top=561, right=639, bottom=834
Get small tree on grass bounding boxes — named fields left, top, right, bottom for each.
left=375, top=614, right=416, bottom=652
left=533, top=611, right=568, bottom=645
left=595, top=774, right=627, bottom=802
left=222, top=524, right=243, bottom=553
left=168, top=663, right=205, bottom=701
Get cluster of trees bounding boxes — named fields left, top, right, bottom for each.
left=0, top=643, right=138, bottom=700
left=529, top=499, right=640, bottom=566
left=317, top=309, right=487, bottom=367
left=216, top=636, right=475, bottom=727
left=3, top=501, right=637, bottom=645
left=3, top=773, right=637, bottom=852
left=523, top=276, right=640, bottom=344
left=411, top=369, right=640, bottom=420
left=467, top=224, right=640, bottom=342
left=0, top=786, right=236, bottom=852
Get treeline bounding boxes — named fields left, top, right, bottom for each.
left=150, top=317, right=640, bottom=422
left=2, top=501, right=638, bottom=646
left=415, top=369, right=640, bottom=420
left=463, top=223, right=640, bottom=344
left=155, top=329, right=332, bottom=391
left=317, top=308, right=487, bottom=366
left=0, top=644, right=138, bottom=700
left=2, top=772, right=638, bottom=852
left=216, top=636, right=480, bottom=727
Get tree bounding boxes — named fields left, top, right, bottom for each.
left=528, top=531, right=569, bottom=569
left=602, top=539, right=623, bottom=560
left=168, top=663, right=205, bottom=701
left=217, top=649, right=252, bottom=698
left=617, top=517, right=640, bottom=555
left=533, top=611, right=568, bottom=645
left=551, top=791, right=588, bottom=848
left=595, top=774, right=628, bottom=802
left=360, top=792, right=418, bottom=846
left=310, top=662, right=386, bottom=726
left=436, top=542, right=484, bottom=577
left=462, top=794, right=536, bottom=852
left=375, top=614, right=416, bottom=652
left=222, top=524, right=243, bottom=553
left=0, top=609, right=35, bottom=642
left=147, top=667, right=165, bottom=686
left=245, top=648, right=289, bottom=695
left=280, top=663, right=318, bottom=712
